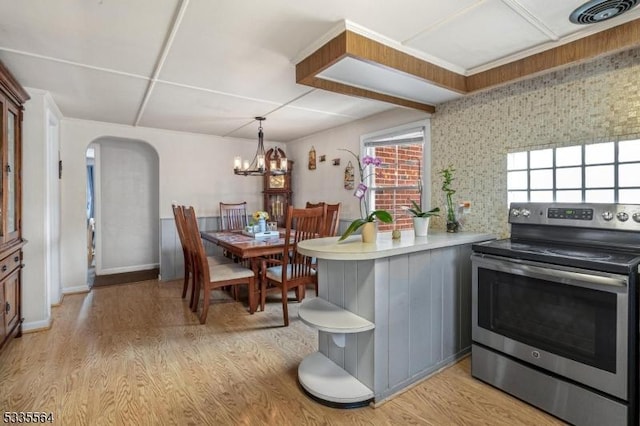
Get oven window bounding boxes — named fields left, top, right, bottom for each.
left=477, top=268, right=617, bottom=372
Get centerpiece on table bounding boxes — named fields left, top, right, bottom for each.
left=338, top=149, right=393, bottom=243
left=407, top=200, right=440, bottom=237
left=251, top=210, right=270, bottom=233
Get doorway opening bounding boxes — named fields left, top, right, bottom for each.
left=86, top=138, right=160, bottom=288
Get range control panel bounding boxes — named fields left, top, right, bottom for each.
left=547, top=208, right=593, bottom=220
left=509, top=203, right=640, bottom=230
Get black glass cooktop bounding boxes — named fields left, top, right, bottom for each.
left=473, top=238, right=640, bottom=274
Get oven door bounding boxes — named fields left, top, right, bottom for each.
left=471, top=253, right=629, bottom=400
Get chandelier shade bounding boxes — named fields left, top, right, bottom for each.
left=234, top=117, right=287, bottom=176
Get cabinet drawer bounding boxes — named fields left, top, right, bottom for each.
left=0, top=249, right=21, bottom=281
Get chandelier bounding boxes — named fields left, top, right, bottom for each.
left=233, top=117, right=287, bottom=176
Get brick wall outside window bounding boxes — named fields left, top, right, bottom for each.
left=369, top=144, right=423, bottom=231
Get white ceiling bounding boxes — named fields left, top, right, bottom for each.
left=1, top=0, right=638, bottom=142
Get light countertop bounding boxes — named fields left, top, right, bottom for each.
left=298, top=230, right=495, bottom=261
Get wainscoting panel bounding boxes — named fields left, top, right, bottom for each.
left=159, top=216, right=225, bottom=281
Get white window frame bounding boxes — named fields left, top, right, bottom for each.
left=360, top=119, right=432, bottom=216
left=507, top=139, right=640, bottom=205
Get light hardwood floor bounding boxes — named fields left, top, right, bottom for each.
left=0, top=280, right=565, bottom=425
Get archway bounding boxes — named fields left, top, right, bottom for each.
left=86, top=137, right=160, bottom=286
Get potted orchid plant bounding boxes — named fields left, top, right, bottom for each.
left=338, top=149, right=393, bottom=242
left=407, top=200, right=440, bottom=237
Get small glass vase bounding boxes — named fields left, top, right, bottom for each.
left=258, top=218, right=266, bottom=233
left=361, top=222, right=377, bottom=243
left=446, top=219, right=460, bottom=233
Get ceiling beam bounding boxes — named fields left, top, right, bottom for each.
left=296, top=30, right=450, bottom=113
left=296, top=18, right=640, bottom=112
left=467, top=17, right=640, bottom=92
left=307, top=77, right=436, bottom=113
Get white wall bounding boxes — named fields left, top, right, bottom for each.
left=287, top=108, right=430, bottom=221
left=94, top=138, right=159, bottom=274
left=22, top=88, right=63, bottom=331
left=60, top=118, right=270, bottom=292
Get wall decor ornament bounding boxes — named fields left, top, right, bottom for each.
left=332, top=158, right=340, bottom=166
left=308, top=146, right=316, bottom=170
left=344, top=161, right=354, bottom=189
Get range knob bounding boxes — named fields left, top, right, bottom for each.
left=633, top=212, right=640, bottom=223
left=521, top=209, right=531, bottom=218
left=602, top=211, right=614, bottom=221
left=617, top=212, right=629, bottom=222
left=511, top=208, right=520, bottom=217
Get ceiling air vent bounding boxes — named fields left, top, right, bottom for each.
left=569, top=0, right=639, bottom=24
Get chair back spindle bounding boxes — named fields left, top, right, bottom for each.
left=220, top=202, right=249, bottom=231
left=305, top=202, right=341, bottom=236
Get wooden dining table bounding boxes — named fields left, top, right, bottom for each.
left=200, top=229, right=288, bottom=313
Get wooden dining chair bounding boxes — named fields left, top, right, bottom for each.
left=306, top=201, right=341, bottom=236
left=260, top=205, right=327, bottom=326
left=173, top=204, right=232, bottom=310
left=183, top=206, right=257, bottom=324
left=219, top=202, right=249, bottom=231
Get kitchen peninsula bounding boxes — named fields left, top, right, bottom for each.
left=297, top=230, right=494, bottom=407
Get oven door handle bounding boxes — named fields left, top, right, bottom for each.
left=471, top=253, right=628, bottom=291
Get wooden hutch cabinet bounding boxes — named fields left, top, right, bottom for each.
left=263, top=148, right=293, bottom=227
left=0, top=60, right=28, bottom=352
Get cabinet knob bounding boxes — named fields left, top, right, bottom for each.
left=5, top=302, right=9, bottom=314
left=1, top=265, right=7, bottom=272
left=14, top=256, right=19, bottom=262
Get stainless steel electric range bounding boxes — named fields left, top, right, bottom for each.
left=471, top=203, right=640, bottom=426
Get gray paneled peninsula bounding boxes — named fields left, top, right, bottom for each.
left=297, top=230, right=495, bottom=407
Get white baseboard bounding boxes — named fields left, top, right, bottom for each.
left=22, top=317, right=52, bottom=333
left=62, top=284, right=91, bottom=294
left=96, top=263, right=159, bottom=276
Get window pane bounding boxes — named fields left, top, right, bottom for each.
left=508, top=191, right=528, bottom=206
left=585, top=142, right=614, bottom=165
left=556, top=190, right=582, bottom=202
left=530, top=149, right=552, bottom=169
left=619, top=139, right=640, bottom=162
left=530, top=169, right=553, bottom=189
left=585, top=165, right=614, bottom=188
left=374, top=188, right=421, bottom=231
left=585, top=189, right=614, bottom=203
left=619, top=189, right=640, bottom=203
left=508, top=171, right=528, bottom=190
left=556, top=145, right=582, bottom=167
left=373, top=144, right=423, bottom=188
left=508, top=151, right=528, bottom=170
left=619, top=163, right=640, bottom=187
left=556, top=167, right=582, bottom=189
left=530, top=191, right=553, bottom=202
left=373, top=146, right=397, bottom=188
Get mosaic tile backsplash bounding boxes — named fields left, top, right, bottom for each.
left=430, top=47, right=640, bottom=238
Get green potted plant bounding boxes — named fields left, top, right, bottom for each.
left=407, top=200, right=440, bottom=237
left=440, top=165, right=460, bottom=232
left=338, top=149, right=393, bottom=242
left=339, top=209, right=393, bottom=242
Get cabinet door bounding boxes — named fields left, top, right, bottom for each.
left=265, top=193, right=291, bottom=227
left=0, top=94, right=4, bottom=242
left=3, top=270, right=19, bottom=333
left=3, top=102, right=20, bottom=243
left=0, top=280, right=5, bottom=341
